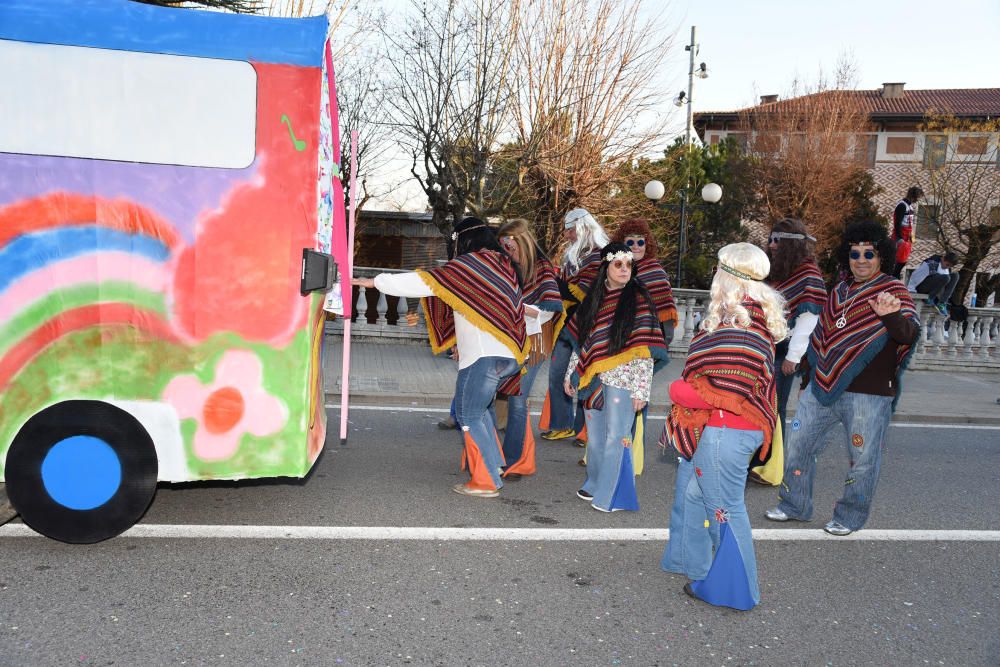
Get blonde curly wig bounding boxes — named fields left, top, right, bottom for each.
left=701, top=243, right=788, bottom=341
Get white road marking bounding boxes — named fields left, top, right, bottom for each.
left=1, top=524, right=998, bottom=541
left=328, top=404, right=1000, bottom=429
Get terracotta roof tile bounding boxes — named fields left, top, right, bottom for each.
left=699, top=88, right=1000, bottom=119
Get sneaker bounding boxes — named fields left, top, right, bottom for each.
left=591, top=503, right=623, bottom=513
left=437, top=416, right=457, bottom=430
left=934, top=303, right=948, bottom=316
left=540, top=428, right=575, bottom=441
left=576, top=489, right=593, bottom=501
left=573, top=437, right=587, bottom=448
left=823, top=520, right=853, bottom=536
left=451, top=483, right=499, bottom=498
left=764, top=507, right=792, bottom=522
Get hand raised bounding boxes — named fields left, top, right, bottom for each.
left=868, top=291, right=901, bottom=317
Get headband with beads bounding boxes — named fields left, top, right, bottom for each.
left=719, top=263, right=760, bottom=281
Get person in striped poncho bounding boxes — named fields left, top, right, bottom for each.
left=541, top=208, right=609, bottom=442
left=495, top=219, right=564, bottom=478
left=766, top=221, right=920, bottom=536
left=762, top=218, right=827, bottom=474
left=660, top=243, right=787, bottom=611
left=353, top=217, right=527, bottom=499
left=563, top=242, right=669, bottom=513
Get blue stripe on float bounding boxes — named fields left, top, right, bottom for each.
left=0, top=227, right=170, bottom=293
left=0, top=0, right=327, bottom=66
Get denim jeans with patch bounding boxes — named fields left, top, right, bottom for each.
left=778, top=388, right=893, bottom=531
left=455, top=356, right=520, bottom=489
left=661, top=426, right=763, bottom=605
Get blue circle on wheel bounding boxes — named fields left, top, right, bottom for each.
left=41, top=436, right=122, bottom=510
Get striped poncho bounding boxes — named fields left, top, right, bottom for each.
left=526, top=256, right=564, bottom=318
left=635, top=258, right=678, bottom=324
left=418, top=249, right=528, bottom=363
left=497, top=258, right=565, bottom=396
left=664, top=301, right=778, bottom=460
left=771, top=260, right=827, bottom=324
left=807, top=273, right=919, bottom=406
left=564, top=249, right=603, bottom=302
left=566, top=287, right=668, bottom=405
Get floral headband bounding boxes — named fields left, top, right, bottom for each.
left=451, top=224, right=488, bottom=241
left=719, top=263, right=759, bottom=281
left=604, top=250, right=633, bottom=263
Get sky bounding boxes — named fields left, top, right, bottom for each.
left=367, top=0, right=1000, bottom=210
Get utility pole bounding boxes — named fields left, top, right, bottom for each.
left=676, top=26, right=698, bottom=287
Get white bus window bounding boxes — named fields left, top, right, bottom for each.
left=0, top=40, right=257, bottom=169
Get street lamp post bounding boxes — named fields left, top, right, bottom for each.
left=665, top=26, right=710, bottom=287
left=645, top=179, right=722, bottom=286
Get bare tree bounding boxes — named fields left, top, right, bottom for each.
left=381, top=0, right=521, bottom=236
left=739, top=75, right=871, bottom=263
left=908, top=113, right=1000, bottom=301
left=509, top=0, right=673, bottom=252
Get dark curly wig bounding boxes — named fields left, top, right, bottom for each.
left=837, top=221, right=895, bottom=275
left=611, top=219, right=658, bottom=260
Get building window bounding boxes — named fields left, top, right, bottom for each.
left=957, top=135, right=988, bottom=155
left=856, top=134, right=877, bottom=168
left=885, top=136, right=915, bottom=155
left=923, top=134, right=948, bottom=169
left=916, top=204, right=940, bottom=238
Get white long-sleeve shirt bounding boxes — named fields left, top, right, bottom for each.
left=373, top=272, right=514, bottom=369
left=785, top=311, right=819, bottom=364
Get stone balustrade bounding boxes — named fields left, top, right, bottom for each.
left=326, top=267, right=1000, bottom=371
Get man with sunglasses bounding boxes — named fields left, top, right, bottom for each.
left=766, top=221, right=919, bottom=536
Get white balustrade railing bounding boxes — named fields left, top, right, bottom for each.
left=325, top=268, right=1000, bottom=369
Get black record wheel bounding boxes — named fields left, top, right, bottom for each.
left=5, top=400, right=158, bottom=544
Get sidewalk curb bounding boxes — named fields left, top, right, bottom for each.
left=325, top=393, right=1000, bottom=426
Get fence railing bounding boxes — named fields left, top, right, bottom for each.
left=326, top=267, right=1000, bottom=371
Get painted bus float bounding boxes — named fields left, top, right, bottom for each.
left=0, top=0, right=349, bottom=542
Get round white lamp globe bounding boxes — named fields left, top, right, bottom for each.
left=644, top=180, right=666, bottom=201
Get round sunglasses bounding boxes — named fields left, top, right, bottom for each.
left=849, top=250, right=877, bottom=260
left=625, top=238, right=646, bottom=247
left=610, top=259, right=633, bottom=270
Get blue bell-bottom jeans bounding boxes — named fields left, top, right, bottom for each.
left=502, top=360, right=543, bottom=465
left=455, top=356, right=520, bottom=489
left=777, top=388, right=893, bottom=531
left=662, top=426, right=764, bottom=605
left=581, top=384, right=638, bottom=511
left=547, top=336, right=586, bottom=433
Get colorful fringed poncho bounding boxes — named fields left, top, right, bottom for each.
left=417, top=249, right=528, bottom=363
left=664, top=301, right=778, bottom=461
left=565, top=287, right=668, bottom=405
left=564, top=249, right=603, bottom=302
left=771, top=260, right=827, bottom=324
left=635, top=258, right=678, bottom=324
left=526, top=257, right=564, bottom=320
left=807, top=273, right=919, bottom=406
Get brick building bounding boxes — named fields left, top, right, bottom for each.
left=694, top=85, right=1000, bottom=301
left=353, top=210, right=448, bottom=270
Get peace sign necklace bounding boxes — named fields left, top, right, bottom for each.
left=836, top=282, right=860, bottom=329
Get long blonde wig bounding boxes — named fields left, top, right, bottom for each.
left=701, top=243, right=788, bottom=341
left=498, top=218, right=537, bottom=284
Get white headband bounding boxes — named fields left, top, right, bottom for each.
left=604, top=250, right=633, bottom=263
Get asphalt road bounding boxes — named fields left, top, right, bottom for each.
left=0, top=408, right=997, bottom=666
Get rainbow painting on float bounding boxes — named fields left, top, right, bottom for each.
left=0, top=0, right=346, bottom=542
